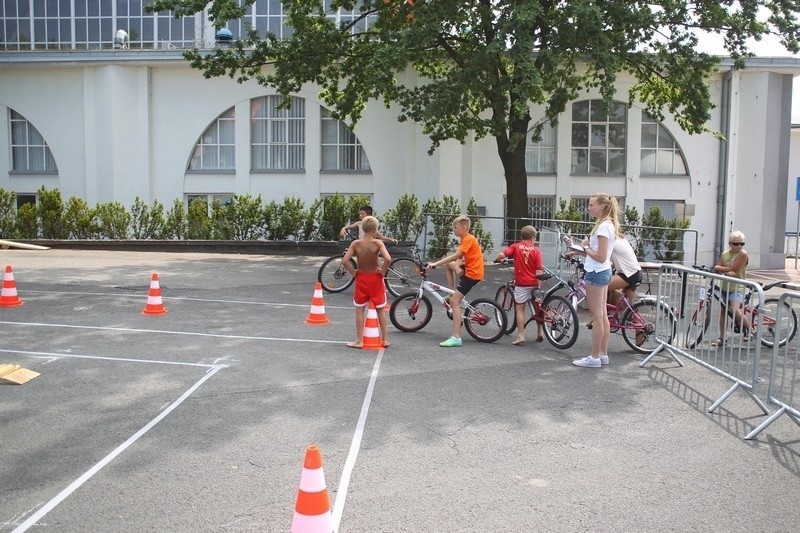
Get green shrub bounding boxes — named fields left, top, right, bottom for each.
left=63, top=197, right=97, bottom=239
left=272, top=197, right=306, bottom=240
left=301, top=198, right=323, bottom=241
left=318, top=194, right=346, bottom=240
left=553, top=198, right=590, bottom=236
left=164, top=198, right=188, bottom=239
left=226, top=194, right=264, bottom=240
left=94, top=201, right=131, bottom=239
left=641, top=206, right=689, bottom=262
left=187, top=198, right=212, bottom=239
left=0, top=189, right=17, bottom=238
left=466, top=198, right=493, bottom=255
left=37, top=186, right=65, bottom=239
left=263, top=200, right=279, bottom=240
left=422, top=196, right=460, bottom=260
left=130, top=197, right=167, bottom=239
left=383, top=194, right=424, bottom=242
left=15, top=203, right=38, bottom=239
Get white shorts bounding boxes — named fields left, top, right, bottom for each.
left=514, top=286, right=541, bottom=304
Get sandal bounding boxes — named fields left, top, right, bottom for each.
left=710, top=338, right=726, bottom=348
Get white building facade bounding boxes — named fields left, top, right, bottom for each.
left=1, top=2, right=798, bottom=268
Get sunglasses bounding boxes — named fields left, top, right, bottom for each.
left=729, top=242, right=745, bottom=246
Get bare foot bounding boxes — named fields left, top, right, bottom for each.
left=382, top=339, right=391, bottom=347
left=536, top=335, right=544, bottom=342
left=512, top=338, right=525, bottom=346
left=346, top=341, right=363, bottom=349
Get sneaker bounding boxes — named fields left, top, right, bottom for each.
left=439, top=336, right=462, bottom=347
left=599, top=355, right=609, bottom=365
left=573, top=355, right=602, bottom=368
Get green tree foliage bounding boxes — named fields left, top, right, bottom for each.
left=148, top=0, right=799, bottom=221
left=554, top=199, right=591, bottom=237
left=466, top=198, right=492, bottom=255
left=641, top=206, right=691, bottom=262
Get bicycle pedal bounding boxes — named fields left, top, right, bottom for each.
left=586, top=322, right=593, bottom=330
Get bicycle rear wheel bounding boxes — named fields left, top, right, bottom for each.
left=318, top=255, right=356, bottom=293
left=494, top=284, right=517, bottom=335
left=541, top=294, right=579, bottom=349
left=384, top=257, right=422, bottom=297
left=389, top=293, right=433, bottom=332
left=685, top=304, right=711, bottom=349
left=621, top=300, right=677, bottom=354
left=758, top=297, right=797, bottom=348
left=464, top=298, right=507, bottom=343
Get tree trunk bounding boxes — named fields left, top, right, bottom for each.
left=496, top=123, right=530, bottom=243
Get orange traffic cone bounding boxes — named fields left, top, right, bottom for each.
left=0, top=265, right=23, bottom=307
left=291, top=445, right=333, bottom=533
left=361, top=302, right=383, bottom=350
left=305, top=282, right=330, bottom=325
left=141, top=273, right=167, bottom=315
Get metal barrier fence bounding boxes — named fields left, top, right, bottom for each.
left=745, top=290, right=800, bottom=439
left=418, top=214, right=698, bottom=265
left=641, top=264, right=772, bottom=416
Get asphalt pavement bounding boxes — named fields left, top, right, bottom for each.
left=1, top=249, right=799, bottom=532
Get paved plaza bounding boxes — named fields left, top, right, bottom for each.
left=1, top=249, right=799, bottom=532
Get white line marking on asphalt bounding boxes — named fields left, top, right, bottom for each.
left=22, top=290, right=353, bottom=309
left=331, top=348, right=384, bottom=532
left=11, top=364, right=226, bottom=533
left=0, top=348, right=217, bottom=368
left=0, top=321, right=347, bottom=344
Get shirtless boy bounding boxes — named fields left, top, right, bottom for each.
left=342, top=216, right=392, bottom=348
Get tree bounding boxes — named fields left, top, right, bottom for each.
left=149, top=0, right=799, bottom=221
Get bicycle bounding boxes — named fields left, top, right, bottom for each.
left=563, top=255, right=677, bottom=353
left=389, top=263, right=508, bottom=343
left=685, top=265, right=796, bottom=349
left=493, top=260, right=580, bottom=349
left=317, top=234, right=422, bottom=297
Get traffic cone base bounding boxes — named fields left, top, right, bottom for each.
left=361, top=302, right=383, bottom=350
left=305, top=282, right=330, bottom=325
left=142, top=273, right=167, bottom=315
left=291, top=445, right=332, bottom=533
left=0, top=265, right=23, bottom=307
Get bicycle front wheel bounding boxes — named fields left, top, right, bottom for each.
left=384, top=257, right=422, bottom=297
left=758, top=298, right=797, bottom=348
left=464, top=298, right=507, bottom=343
left=389, top=293, right=432, bottom=332
left=621, top=300, right=677, bottom=354
left=685, top=304, right=711, bottom=349
left=541, top=294, right=579, bottom=349
left=494, top=284, right=517, bottom=335
left=318, top=255, right=356, bottom=293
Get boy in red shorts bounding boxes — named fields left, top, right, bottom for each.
left=426, top=215, right=485, bottom=347
left=342, top=216, right=392, bottom=348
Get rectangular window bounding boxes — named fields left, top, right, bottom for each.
left=571, top=100, right=626, bottom=175
left=251, top=96, right=305, bottom=171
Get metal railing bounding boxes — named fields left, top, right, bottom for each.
left=745, top=290, right=800, bottom=439
left=640, top=264, right=771, bottom=417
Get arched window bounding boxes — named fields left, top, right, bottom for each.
left=640, top=113, right=688, bottom=175
left=10, top=110, right=57, bottom=172
left=320, top=107, right=371, bottom=171
left=571, top=100, right=626, bottom=174
left=525, top=121, right=556, bottom=174
left=188, top=107, right=235, bottom=171
left=250, top=96, right=305, bottom=171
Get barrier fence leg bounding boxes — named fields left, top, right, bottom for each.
left=639, top=342, right=683, bottom=367
left=745, top=406, right=786, bottom=440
